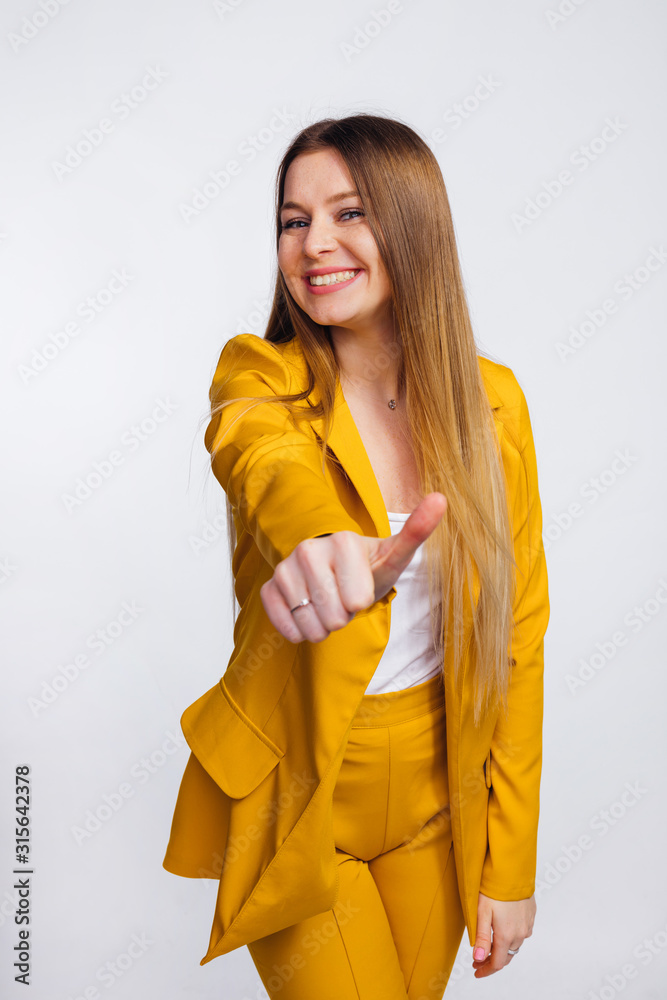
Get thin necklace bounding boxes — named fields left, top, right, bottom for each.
left=340, top=373, right=398, bottom=410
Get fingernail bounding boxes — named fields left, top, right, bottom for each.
left=474, top=947, right=485, bottom=961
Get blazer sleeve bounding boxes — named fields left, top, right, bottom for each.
left=478, top=379, right=550, bottom=901
left=204, top=334, right=363, bottom=568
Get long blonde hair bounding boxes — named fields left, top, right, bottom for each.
left=211, top=113, right=516, bottom=726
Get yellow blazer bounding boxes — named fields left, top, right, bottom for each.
left=162, top=333, right=550, bottom=967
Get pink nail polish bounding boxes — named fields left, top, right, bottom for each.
left=474, top=947, right=485, bottom=961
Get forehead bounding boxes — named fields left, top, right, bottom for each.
left=281, top=149, right=358, bottom=207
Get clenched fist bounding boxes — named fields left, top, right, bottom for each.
left=260, top=493, right=448, bottom=643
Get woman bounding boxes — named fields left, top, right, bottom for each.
left=163, top=113, right=550, bottom=999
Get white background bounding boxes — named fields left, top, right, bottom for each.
left=1, top=0, right=666, bottom=997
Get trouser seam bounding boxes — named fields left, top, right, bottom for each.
left=381, top=727, right=391, bottom=855
left=333, top=906, right=362, bottom=1000
left=404, top=840, right=454, bottom=995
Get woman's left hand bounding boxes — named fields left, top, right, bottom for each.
left=471, top=892, right=536, bottom=977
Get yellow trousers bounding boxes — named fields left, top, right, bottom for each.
left=247, top=672, right=466, bottom=999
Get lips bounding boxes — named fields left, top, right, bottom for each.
left=302, top=269, right=364, bottom=295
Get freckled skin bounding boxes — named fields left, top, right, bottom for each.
left=278, top=147, right=420, bottom=512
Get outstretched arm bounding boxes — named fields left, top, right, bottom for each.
left=205, top=334, right=363, bottom=567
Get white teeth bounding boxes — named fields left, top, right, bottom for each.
left=308, top=269, right=358, bottom=286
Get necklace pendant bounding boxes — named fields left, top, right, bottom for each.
left=388, top=399, right=396, bottom=410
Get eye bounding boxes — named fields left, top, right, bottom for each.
left=280, top=208, right=365, bottom=231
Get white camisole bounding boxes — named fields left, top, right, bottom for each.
left=363, top=512, right=443, bottom=695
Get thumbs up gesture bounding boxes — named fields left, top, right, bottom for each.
left=260, top=493, right=448, bottom=644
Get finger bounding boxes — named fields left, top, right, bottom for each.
left=293, top=540, right=358, bottom=637
left=487, top=935, right=512, bottom=972
left=473, top=939, right=507, bottom=978
left=328, top=531, right=376, bottom=616
left=263, top=539, right=359, bottom=644
left=260, top=578, right=309, bottom=644
left=377, top=492, right=447, bottom=575
left=271, top=556, right=333, bottom=644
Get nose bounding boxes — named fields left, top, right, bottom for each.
left=301, top=214, right=338, bottom=257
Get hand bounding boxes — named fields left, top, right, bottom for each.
left=472, top=892, right=536, bottom=977
left=260, top=493, right=448, bottom=644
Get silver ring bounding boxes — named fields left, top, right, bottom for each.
left=290, top=598, right=312, bottom=614
left=507, top=948, right=520, bottom=956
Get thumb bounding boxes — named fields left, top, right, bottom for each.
left=369, top=493, right=447, bottom=600
left=473, top=936, right=491, bottom=964
left=377, top=492, right=447, bottom=570
left=473, top=913, right=492, bottom=963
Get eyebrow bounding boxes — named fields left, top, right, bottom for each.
left=280, top=189, right=360, bottom=213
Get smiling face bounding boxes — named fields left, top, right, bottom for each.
left=278, top=148, right=394, bottom=336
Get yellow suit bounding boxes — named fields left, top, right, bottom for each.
left=162, top=333, right=550, bottom=967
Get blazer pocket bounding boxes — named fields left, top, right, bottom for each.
left=484, top=749, right=493, bottom=789
left=180, top=677, right=285, bottom=800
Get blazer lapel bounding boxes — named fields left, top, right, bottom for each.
left=283, top=338, right=392, bottom=539
left=281, top=337, right=502, bottom=542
